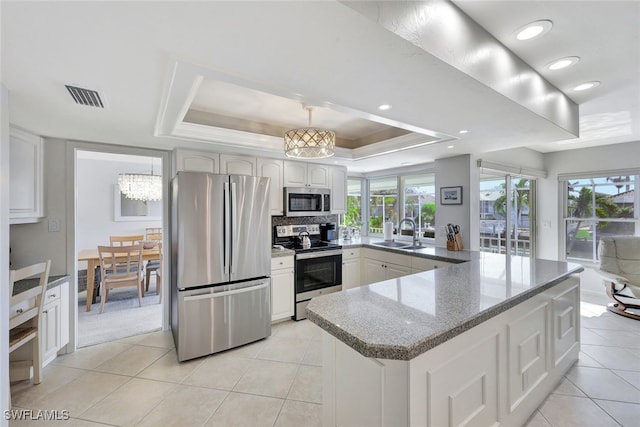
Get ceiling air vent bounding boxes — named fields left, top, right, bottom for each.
left=65, top=85, right=104, bottom=108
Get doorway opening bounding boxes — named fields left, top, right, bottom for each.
left=76, top=150, right=163, bottom=347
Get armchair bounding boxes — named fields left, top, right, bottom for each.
left=596, top=236, right=640, bottom=320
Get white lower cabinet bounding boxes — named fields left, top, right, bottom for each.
left=41, top=281, right=69, bottom=366
left=322, top=275, right=580, bottom=427
left=410, top=257, right=453, bottom=273
left=341, top=248, right=361, bottom=290
left=363, top=249, right=412, bottom=285
left=271, top=256, right=294, bottom=322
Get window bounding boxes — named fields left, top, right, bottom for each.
left=366, top=173, right=435, bottom=237
left=564, top=175, right=637, bottom=262
left=369, top=177, right=398, bottom=234
left=341, top=178, right=363, bottom=228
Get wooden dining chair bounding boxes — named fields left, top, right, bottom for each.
left=145, top=228, right=162, bottom=241
left=97, top=244, right=144, bottom=314
left=9, top=260, right=51, bottom=407
left=109, top=235, right=144, bottom=246
left=145, top=242, right=162, bottom=304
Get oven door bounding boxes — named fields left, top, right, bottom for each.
left=295, top=249, right=342, bottom=297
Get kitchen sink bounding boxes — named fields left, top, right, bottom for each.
left=371, top=241, right=412, bottom=249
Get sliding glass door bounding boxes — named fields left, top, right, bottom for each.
left=479, top=174, right=535, bottom=256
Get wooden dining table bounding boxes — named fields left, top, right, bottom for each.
left=78, top=247, right=161, bottom=312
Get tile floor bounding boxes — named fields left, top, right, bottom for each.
left=9, top=291, right=640, bottom=426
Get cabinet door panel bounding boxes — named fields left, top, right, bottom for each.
left=283, top=161, right=307, bottom=187
left=9, top=127, right=43, bottom=222
left=364, top=259, right=386, bottom=285
left=221, top=154, right=256, bottom=176
left=271, top=268, right=294, bottom=321
left=330, top=166, right=347, bottom=214
left=175, top=150, right=219, bottom=173
left=385, top=263, right=411, bottom=280
left=41, top=299, right=61, bottom=364
left=307, top=164, right=330, bottom=188
left=258, top=158, right=284, bottom=215
left=342, top=257, right=361, bottom=290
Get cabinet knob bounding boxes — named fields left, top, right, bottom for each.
left=279, top=262, right=283, bottom=265
left=43, top=310, right=48, bottom=314
left=49, top=294, right=56, bottom=298
left=16, top=308, right=23, bottom=314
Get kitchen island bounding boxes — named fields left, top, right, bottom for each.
left=307, top=254, right=583, bottom=427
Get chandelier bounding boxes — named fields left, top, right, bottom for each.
left=118, top=160, right=162, bottom=201
left=284, top=105, right=335, bottom=159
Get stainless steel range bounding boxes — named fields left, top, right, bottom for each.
left=274, top=224, right=342, bottom=320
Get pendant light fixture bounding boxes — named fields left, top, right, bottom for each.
left=118, top=159, right=162, bottom=201
left=284, top=105, right=335, bottom=159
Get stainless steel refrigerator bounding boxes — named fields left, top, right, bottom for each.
left=171, top=172, right=272, bottom=361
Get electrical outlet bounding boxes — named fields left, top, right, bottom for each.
left=48, top=218, right=60, bottom=232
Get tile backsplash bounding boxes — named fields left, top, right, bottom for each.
left=272, top=215, right=338, bottom=227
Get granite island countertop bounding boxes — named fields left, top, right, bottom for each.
left=12, top=274, right=70, bottom=296
left=307, top=254, right=583, bottom=361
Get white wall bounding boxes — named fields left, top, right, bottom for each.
left=76, top=155, right=161, bottom=260
left=1, top=85, right=11, bottom=419
left=10, top=138, right=68, bottom=275
left=435, top=155, right=472, bottom=248
left=538, top=140, right=640, bottom=260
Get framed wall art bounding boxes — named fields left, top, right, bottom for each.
left=440, top=186, right=463, bottom=205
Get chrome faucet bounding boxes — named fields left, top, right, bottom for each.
left=398, top=217, right=420, bottom=247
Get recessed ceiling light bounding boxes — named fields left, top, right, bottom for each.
left=573, top=81, right=600, bottom=91
left=547, top=56, right=580, bottom=71
left=447, top=145, right=454, bottom=149
left=378, top=104, right=392, bottom=111
left=459, top=130, right=469, bottom=134
left=400, top=162, right=412, bottom=166
left=515, top=20, right=553, bottom=41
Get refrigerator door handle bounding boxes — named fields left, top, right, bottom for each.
left=223, top=182, right=231, bottom=277
left=230, top=181, right=237, bottom=275
left=183, top=283, right=269, bottom=301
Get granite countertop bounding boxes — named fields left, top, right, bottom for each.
left=271, top=246, right=295, bottom=258
left=12, top=274, right=70, bottom=296
left=331, top=236, right=486, bottom=263
left=307, top=255, right=583, bottom=361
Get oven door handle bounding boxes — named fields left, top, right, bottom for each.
left=296, top=249, right=343, bottom=260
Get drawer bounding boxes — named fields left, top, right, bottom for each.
left=411, top=257, right=453, bottom=272
left=342, top=248, right=361, bottom=260
left=363, top=248, right=412, bottom=267
left=271, top=256, right=294, bottom=271
left=44, top=286, right=62, bottom=303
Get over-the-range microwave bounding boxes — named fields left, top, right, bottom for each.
left=284, top=187, right=331, bottom=216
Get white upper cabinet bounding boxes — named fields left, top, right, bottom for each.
left=330, top=165, right=347, bottom=214
left=10, top=126, right=43, bottom=224
left=258, top=158, right=284, bottom=216
left=220, top=154, right=257, bottom=176
left=174, top=149, right=219, bottom=174
left=284, top=161, right=330, bottom=188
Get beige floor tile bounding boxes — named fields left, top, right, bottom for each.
left=272, top=320, right=322, bottom=341
left=581, top=344, right=640, bottom=371
left=10, top=365, right=86, bottom=408
left=93, top=345, right=169, bottom=376
left=204, top=392, right=284, bottom=427
left=595, top=399, right=640, bottom=427
left=288, top=365, right=322, bottom=403
left=29, top=371, right=129, bottom=417
left=136, top=384, right=228, bottom=427
left=551, top=377, right=586, bottom=397
left=52, top=341, right=131, bottom=370
left=137, top=349, right=204, bottom=383
left=218, top=338, right=268, bottom=359
left=523, top=410, right=552, bottom=427
left=256, top=336, right=311, bottom=363
left=576, top=351, right=604, bottom=368
left=182, top=355, right=251, bottom=390
left=580, top=328, right=616, bottom=346
left=612, top=369, right=640, bottom=390
left=538, top=394, right=619, bottom=426
left=116, top=333, right=147, bottom=345
left=135, top=330, right=175, bottom=348
left=590, top=329, right=640, bottom=348
left=65, top=419, right=112, bottom=426
left=566, top=366, right=640, bottom=403
left=301, top=339, right=323, bottom=366
left=275, top=399, right=322, bottom=427
left=233, top=359, right=299, bottom=399
left=79, top=378, right=176, bottom=426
